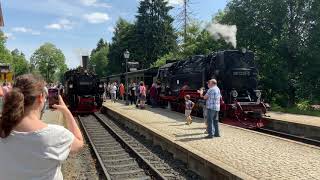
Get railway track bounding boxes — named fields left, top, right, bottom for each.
left=257, top=128, right=320, bottom=147
left=78, top=113, right=189, bottom=180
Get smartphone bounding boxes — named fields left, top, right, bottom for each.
left=48, top=88, right=59, bottom=109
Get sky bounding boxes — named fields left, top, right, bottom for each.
left=2, top=0, right=228, bottom=68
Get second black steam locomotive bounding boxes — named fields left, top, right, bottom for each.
left=157, top=49, right=268, bottom=128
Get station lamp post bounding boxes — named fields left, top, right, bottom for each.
left=124, top=49, right=130, bottom=105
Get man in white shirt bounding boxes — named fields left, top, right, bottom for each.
left=110, top=82, right=117, bottom=103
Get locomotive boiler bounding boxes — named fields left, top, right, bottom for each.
left=157, top=49, right=268, bottom=128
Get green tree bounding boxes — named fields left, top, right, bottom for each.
left=91, top=38, right=108, bottom=55
left=180, top=21, right=231, bottom=57
left=108, top=18, right=136, bottom=74
left=299, top=0, right=320, bottom=103
left=0, top=31, right=13, bottom=64
left=30, top=43, right=67, bottom=83
left=11, top=49, right=30, bottom=76
left=152, top=52, right=181, bottom=67
left=90, top=46, right=109, bottom=77
left=220, top=0, right=318, bottom=106
left=135, top=0, right=177, bottom=67
left=154, top=20, right=230, bottom=67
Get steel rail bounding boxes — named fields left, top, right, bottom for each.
left=93, top=113, right=168, bottom=180
left=257, top=127, right=320, bottom=147
left=77, top=115, right=112, bottom=180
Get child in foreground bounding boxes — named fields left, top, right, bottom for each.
left=185, top=95, right=195, bottom=125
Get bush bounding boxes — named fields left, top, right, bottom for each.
left=270, top=103, right=283, bottom=111
left=273, top=93, right=289, bottom=107
left=296, top=100, right=311, bottom=111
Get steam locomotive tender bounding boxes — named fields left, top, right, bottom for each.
left=157, top=50, right=268, bottom=128
left=63, top=68, right=104, bottom=113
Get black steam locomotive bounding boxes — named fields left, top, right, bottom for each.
left=63, top=67, right=104, bottom=113
left=157, top=49, right=268, bottom=128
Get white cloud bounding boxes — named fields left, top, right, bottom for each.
left=12, top=27, right=29, bottom=33
left=166, top=0, right=184, bottom=6
left=80, top=0, right=111, bottom=8
left=107, top=26, right=115, bottom=32
left=136, top=0, right=183, bottom=6
left=31, top=31, right=41, bottom=35
left=45, top=19, right=74, bottom=30
left=83, top=12, right=110, bottom=24
left=4, top=33, right=15, bottom=40
left=12, top=27, right=41, bottom=35
left=46, top=24, right=62, bottom=30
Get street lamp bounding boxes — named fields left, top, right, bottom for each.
left=124, top=49, right=130, bottom=105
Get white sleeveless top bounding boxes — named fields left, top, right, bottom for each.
left=0, top=124, right=74, bottom=180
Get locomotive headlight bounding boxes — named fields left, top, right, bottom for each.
left=231, top=90, right=238, bottom=98
left=255, top=90, right=262, bottom=98
left=69, top=84, right=73, bottom=89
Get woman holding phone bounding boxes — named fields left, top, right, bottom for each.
left=0, top=74, right=84, bottom=180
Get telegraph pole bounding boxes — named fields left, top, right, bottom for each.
left=183, top=0, right=187, bottom=43
left=175, top=0, right=192, bottom=44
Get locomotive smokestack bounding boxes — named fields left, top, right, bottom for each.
left=81, top=56, right=89, bottom=70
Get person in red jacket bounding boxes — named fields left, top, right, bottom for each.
left=139, top=82, right=146, bottom=109
left=149, top=83, right=157, bottom=108
left=119, top=83, right=125, bottom=101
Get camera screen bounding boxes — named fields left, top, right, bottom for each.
left=48, top=88, right=59, bottom=108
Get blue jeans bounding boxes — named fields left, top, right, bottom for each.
left=207, top=109, right=220, bottom=137
left=150, top=97, right=157, bottom=107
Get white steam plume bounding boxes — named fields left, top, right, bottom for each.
left=206, top=23, right=237, bottom=48
left=73, top=48, right=90, bottom=67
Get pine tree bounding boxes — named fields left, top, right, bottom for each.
left=108, top=18, right=136, bottom=74
left=91, top=38, right=108, bottom=55
left=135, top=0, right=177, bottom=68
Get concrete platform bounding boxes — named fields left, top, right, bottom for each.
left=102, top=101, right=320, bottom=180
left=265, top=112, right=320, bottom=140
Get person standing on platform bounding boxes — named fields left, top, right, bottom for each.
left=0, top=84, right=4, bottom=113
left=57, top=83, right=64, bottom=95
left=199, top=79, right=221, bottom=138
left=149, top=83, right=157, bottom=108
left=156, top=81, right=161, bottom=105
left=2, top=83, right=9, bottom=97
left=139, top=82, right=146, bottom=109
left=103, top=83, right=107, bottom=102
left=184, top=95, right=195, bottom=125
left=198, top=87, right=208, bottom=133
left=7, top=82, right=12, bottom=91
left=129, top=82, right=136, bottom=105
left=107, top=83, right=111, bottom=99
left=110, top=82, right=117, bottom=103
left=135, top=82, right=140, bottom=107
left=119, top=83, right=125, bottom=101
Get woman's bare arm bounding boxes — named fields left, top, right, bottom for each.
left=53, top=96, right=84, bottom=153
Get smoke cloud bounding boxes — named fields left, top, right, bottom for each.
left=206, top=23, right=237, bottom=48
